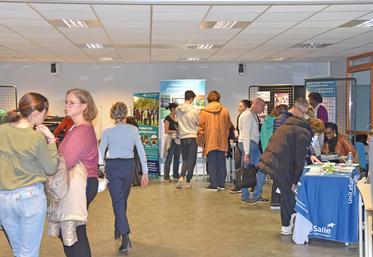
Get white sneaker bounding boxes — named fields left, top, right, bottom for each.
left=281, top=226, right=293, bottom=235
left=281, top=213, right=296, bottom=235
left=185, top=182, right=192, bottom=188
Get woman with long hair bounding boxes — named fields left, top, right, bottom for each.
left=58, top=88, right=99, bottom=257
left=100, top=102, right=148, bottom=254
left=0, top=92, right=58, bottom=257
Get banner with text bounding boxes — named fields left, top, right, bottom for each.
left=133, top=92, right=160, bottom=175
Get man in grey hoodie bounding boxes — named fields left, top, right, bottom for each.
left=176, top=90, right=199, bottom=189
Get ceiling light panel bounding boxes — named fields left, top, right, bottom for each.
left=357, top=19, right=373, bottom=28
left=49, top=19, right=101, bottom=28
left=267, top=5, right=327, bottom=13
left=153, top=6, right=209, bottom=21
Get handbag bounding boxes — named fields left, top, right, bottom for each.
left=239, top=165, right=257, bottom=189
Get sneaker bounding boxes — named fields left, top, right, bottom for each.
left=256, top=197, right=270, bottom=204
left=281, top=226, right=293, bottom=235
left=230, top=188, right=241, bottom=194
left=203, top=185, right=218, bottom=191
left=217, top=186, right=225, bottom=191
left=270, top=205, right=281, bottom=210
left=176, top=177, right=184, bottom=189
left=241, top=199, right=257, bottom=205
left=164, top=178, right=172, bottom=183
left=185, top=182, right=192, bottom=188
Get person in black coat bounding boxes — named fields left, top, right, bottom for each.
left=257, top=97, right=312, bottom=236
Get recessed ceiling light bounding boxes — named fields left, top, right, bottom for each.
left=292, top=43, right=332, bottom=49
left=272, top=57, right=284, bottom=61
left=186, top=57, right=200, bottom=61
left=340, top=19, right=373, bottom=28
left=86, top=43, right=103, bottom=49
left=49, top=19, right=101, bottom=28
left=200, top=21, right=250, bottom=30
left=100, top=57, right=113, bottom=61
left=357, top=19, right=373, bottom=28
left=187, top=44, right=219, bottom=50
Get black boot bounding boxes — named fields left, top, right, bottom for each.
left=114, top=230, right=121, bottom=240
left=119, top=233, right=132, bottom=253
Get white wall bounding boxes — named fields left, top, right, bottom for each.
left=0, top=62, right=330, bottom=134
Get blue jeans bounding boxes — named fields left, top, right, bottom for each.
left=0, top=183, right=47, bottom=257
left=164, top=140, right=181, bottom=179
left=239, top=141, right=266, bottom=201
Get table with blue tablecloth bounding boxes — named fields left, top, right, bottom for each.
left=292, top=165, right=359, bottom=244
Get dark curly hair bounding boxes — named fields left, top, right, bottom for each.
left=308, top=92, right=323, bottom=104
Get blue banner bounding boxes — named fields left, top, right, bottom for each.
left=133, top=92, right=160, bottom=175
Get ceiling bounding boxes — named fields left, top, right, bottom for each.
left=1, top=1, right=373, bottom=63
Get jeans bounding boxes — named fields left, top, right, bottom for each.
left=180, top=138, right=198, bottom=182
left=164, top=140, right=181, bottom=179
left=239, top=141, right=266, bottom=201
left=0, top=183, right=47, bottom=257
left=206, top=150, right=227, bottom=188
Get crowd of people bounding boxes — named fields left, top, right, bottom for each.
left=162, top=90, right=358, bottom=236
left=0, top=88, right=361, bottom=257
left=0, top=89, right=148, bottom=257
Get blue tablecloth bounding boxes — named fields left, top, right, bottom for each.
left=295, top=169, right=359, bottom=243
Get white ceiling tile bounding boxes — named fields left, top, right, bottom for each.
left=93, top=5, right=149, bottom=13
left=324, top=4, right=373, bottom=12
left=205, top=12, right=260, bottom=21
left=359, top=12, right=373, bottom=20
left=152, top=21, right=199, bottom=30
left=40, top=11, right=96, bottom=20
left=308, top=11, right=368, bottom=21
left=153, top=6, right=209, bottom=21
left=266, top=5, right=327, bottom=13
left=209, top=6, right=269, bottom=13
left=295, top=20, right=347, bottom=28
left=0, top=9, right=41, bottom=19
left=31, top=4, right=91, bottom=11
left=257, top=12, right=314, bottom=22
left=101, top=21, right=149, bottom=29
left=249, top=21, right=298, bottom=29
left=0, top=19, right=51, bottom=28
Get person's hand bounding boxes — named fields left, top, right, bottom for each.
left=244, top=154, right=250, bottom=165
left=35, top=125, right=56, bottom=143
left=141, top=173, right=149, bottom=187
left=310, top=155, right=322, bottom=164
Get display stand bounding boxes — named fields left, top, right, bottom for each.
left=0, top=85, right=17, bottom=111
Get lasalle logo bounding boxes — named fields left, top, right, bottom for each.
left=312, top=223, right=336, bottom=235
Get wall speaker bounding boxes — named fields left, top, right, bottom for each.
left=50, top=63, right=59, bottom=75
left=238, top=63, right=245, bottom=76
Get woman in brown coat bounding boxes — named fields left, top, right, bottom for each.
left=322, top=122, right=356, bottom=158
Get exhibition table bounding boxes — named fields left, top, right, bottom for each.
left=293, top=165, right=359, bottom=244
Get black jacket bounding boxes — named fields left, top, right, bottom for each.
left=256, top=116, right=312, bottom=186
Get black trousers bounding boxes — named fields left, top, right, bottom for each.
left=180, top=138, right=198, bottom=182
left=277, top=181, right=296, bottom=226
left=105, top=158, right=134, bottom=235
left=206, top=150, right=227, bottom=188
left=62, top=178, right=98, bottom=257
left=271, top=180, right=281, bottom=205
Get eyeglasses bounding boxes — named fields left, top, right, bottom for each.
left=65, top=101, right=81, bottom=106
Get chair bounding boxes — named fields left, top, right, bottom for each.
left=355, top=142, right=367, bottom=172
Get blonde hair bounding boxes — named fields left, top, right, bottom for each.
left=309, top=118, right=325, bottom=134
left=110, top=102, right=128, bottom=122
left=66, top=88, right=97, bottom=121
